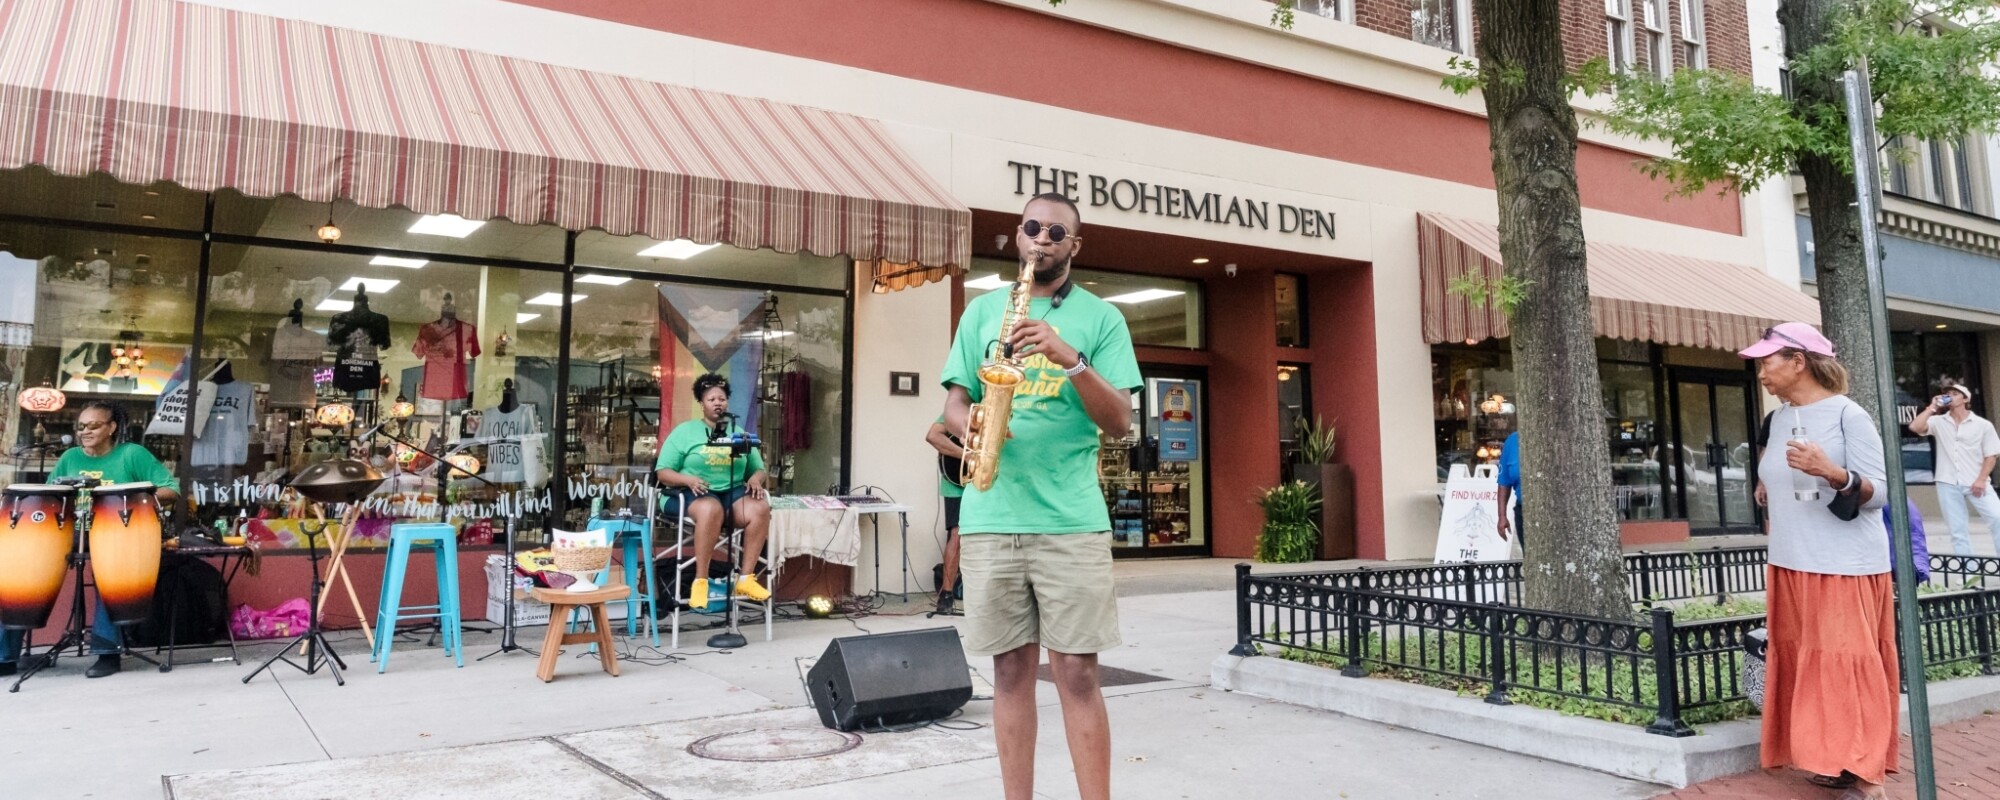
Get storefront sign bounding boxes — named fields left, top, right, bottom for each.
left=1434, top=470, right=1514, bottom=564
left=1008, top=161, right=1336, bottom=240
left=1155, top=380, right=1199, bottom=462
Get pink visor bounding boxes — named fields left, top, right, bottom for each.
left=1738, top=322, right=1835, bottom=359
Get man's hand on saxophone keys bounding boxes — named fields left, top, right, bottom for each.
left=1007, top=319, right=1079, bottom=370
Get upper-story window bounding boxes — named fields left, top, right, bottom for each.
left=1412, top=0, right=1469, bottom=54
left=1606, top=0, right=1636, bottom=74
left=1680, top=0, right=1708, bottom=69
left=1640, top=0, right=1671, bottom=78
left=1285, top=0, right=1350, bottom=22
left=1885, top=134, right=1992, bottom=216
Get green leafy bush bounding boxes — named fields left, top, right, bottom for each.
left=1256, top=481, right=1320, bottom=563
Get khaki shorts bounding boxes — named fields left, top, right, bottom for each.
left=959, top=532, right=1120, bottom=658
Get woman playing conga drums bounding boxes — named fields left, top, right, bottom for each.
left=0, top=401, right=178, bottom=679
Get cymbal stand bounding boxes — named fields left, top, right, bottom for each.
left=244, top=502, right=349, bottom=686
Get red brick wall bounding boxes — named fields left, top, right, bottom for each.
left=1346, top=0, right=1751, bottom=78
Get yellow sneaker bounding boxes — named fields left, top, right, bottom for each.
left=688, top=578, right=710, bottom=610
left=734, top=575, right=771, bottom=601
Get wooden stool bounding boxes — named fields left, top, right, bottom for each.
left=530, top=585, right=630, bottom=683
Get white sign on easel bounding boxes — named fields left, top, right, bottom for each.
left=1434, top=464, right=1516, bottom=564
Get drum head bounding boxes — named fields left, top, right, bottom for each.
left=4, top=484, right=76, bottom=496
left=93, top=482, right=157, bottom=495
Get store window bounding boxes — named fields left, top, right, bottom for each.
left=1102, top=371, right=1207, bottom=551
left=572, top=234, right=849, bottom=523
left=962, top=259, right=1203, bottom=349
left=1275, top=273, right=1306, bottom=348
left=1278, top=363, right=1311, bottom=469
left=197, top=242, right=563, bottom=551
left=1432, top=342, right=1666, bottom=522
left=1893, top=331, right=1982, bottom=485
left=0, top=223, right=201, bottom=491
left=576, top=231, right=845, bottom=291
left=215, top=193, right=566, bottom=265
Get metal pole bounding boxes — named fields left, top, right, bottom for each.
left=1843, top=64, right=1936, bottom=800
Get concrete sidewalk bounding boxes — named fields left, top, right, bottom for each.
left=1653, top=712, right=2000, bottom=800
left=5, top=558, right=1664, bottom=800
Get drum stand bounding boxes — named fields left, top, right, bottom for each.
left=11, top=498, right=158, bottom=692
left=243, top=503, right=350, bottom=686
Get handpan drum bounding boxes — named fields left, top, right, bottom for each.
left=88, top=482, right=162, bottom=626
left=0, top=484, right=78, bottom=630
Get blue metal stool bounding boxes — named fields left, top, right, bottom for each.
left=373, top=522, right=463, bottom=672
left=587, top=515, right=659, bottom=647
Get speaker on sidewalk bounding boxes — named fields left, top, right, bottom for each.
left=806, top=627, right=973, bottom=731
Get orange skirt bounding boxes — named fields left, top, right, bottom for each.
left=1759, top=565, right=1901, bottom=784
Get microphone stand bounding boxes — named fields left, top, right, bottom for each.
left=357, top=423, right=532, bottom=659
left=707, top=415, right=757, bottom=650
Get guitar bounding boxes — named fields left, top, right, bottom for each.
left=937, top=431, right=965, bottom=489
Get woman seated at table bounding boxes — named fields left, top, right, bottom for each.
left=656, top=373, right=772, bottom=610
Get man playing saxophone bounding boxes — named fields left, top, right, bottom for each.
left=941, top=192, right=1140, bottom=800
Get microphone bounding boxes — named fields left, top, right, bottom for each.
left=12, top=434, right=72, bottom=457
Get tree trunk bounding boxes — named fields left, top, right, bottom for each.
left=1781, top=0, right=1877, bottom=418
left=1474, top=0, right=1629, bottom=620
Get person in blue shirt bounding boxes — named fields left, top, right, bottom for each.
left=1495, top=432, right=1524, bottom=553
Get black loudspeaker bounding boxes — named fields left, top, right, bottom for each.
left=806, top=627, right=973, bottom=731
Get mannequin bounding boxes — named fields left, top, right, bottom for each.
left=329, top=288, right=390, bottom=394
left=209, top=359, right=235, bottom=385
left=414, top=291, right=479, bottom=401
left=287, top=298, right=304, bottom=327
left=479, top=378, right=541, bottom=486
left=192, top=359, right=254, bottom=468
left=498, top=378, right=520, bottom=414
left=270, top=299, right=324, bottom=408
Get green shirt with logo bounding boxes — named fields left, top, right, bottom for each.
left=53, top=442, right=180, bottom=491
left=656, top=419, right=764, bottom=491
left=941, top=285, right=1141, bottom=534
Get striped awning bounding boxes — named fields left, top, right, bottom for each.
left=0, top=0, right=970, bottom=274
left=1419, top=212, right=1821, bottom=350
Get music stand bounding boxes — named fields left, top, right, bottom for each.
left=243, top=458, right=385, bottom=687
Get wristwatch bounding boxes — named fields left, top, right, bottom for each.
left=1063, top=352, right=1091, bottom=378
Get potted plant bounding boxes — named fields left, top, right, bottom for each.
left=1255, top=481, right=1321, bottom=564
left=1287, top=415, right=1356, bottom=559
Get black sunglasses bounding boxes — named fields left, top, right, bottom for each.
left=1020, top=219, right=1078, bottom=244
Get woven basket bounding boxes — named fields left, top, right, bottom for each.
left=551, top=546, right=612, bottom=574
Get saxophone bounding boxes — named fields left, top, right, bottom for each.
left=961, top=248, right=1040, bottom=492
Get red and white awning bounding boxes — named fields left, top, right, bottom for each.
left=0, top=0, right=970, bottom=273
left=1419, top=212, right=1821, bottom=350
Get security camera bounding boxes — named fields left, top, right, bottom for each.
left=1224, top=263, right=1238, bottom=277
left=994, top=234, right=1010, bottom=251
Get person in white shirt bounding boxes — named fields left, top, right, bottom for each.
left=1909, top=384, right=2000, bottom=554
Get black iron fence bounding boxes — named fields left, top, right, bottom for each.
left=1230, top=548, right=2000, bottom=736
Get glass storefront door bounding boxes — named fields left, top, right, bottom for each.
left=1100, top=366, right=1209, bottom=556
left=1670, top=369, right=1761, bottom=534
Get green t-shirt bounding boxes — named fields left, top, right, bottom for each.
left=941, top=285, right=1141, bottom=534
left=935, top=415, right=963, bottom=499
left=52, top=442, right=180, bottom=492
left=655, top=419, right=764, bottom=491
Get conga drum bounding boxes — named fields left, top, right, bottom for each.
left=0, top=485, right=77, bottom=630
left=88, top=483, right=162, bottom=627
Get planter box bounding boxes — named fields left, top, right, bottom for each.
left=1288, top=462, right=1357, bottom=560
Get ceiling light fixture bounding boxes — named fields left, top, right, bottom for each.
left=525, top=292, right=582, bottom=306
left=1935, top=324, right=1949, bottom=330
left=408, top=213, right=485, bottom=238
left=1191, top=257, right=1210, bottom=264
left=369, top=255, right=429, bottom=269
left=1103, top=288, right=1187, bottom=304
left=315, top=298, right=355, bottom=313
left=516, top=312, right=542, bottom=324
left=338, top=277, right=401, bottom=293
left=963, top=273, right=1010, bottom=290
left=575, top=274, right=632, bottom=286
left=636, top=239, right=722, bottom=260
